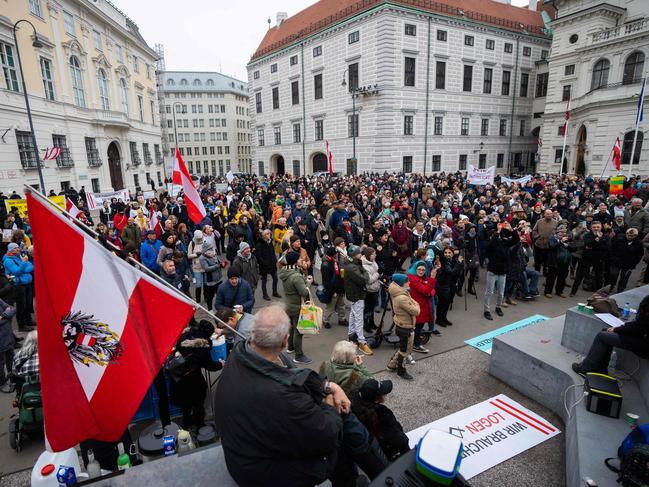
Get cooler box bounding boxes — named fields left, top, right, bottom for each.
left=415, top=429, right=463, bottom=486
left=132, top=376, right=182, bottom=423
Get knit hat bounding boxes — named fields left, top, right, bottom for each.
left=392, top=273, right=408, bottom=286
left=348, top=245, right=361, bottom=257
left=227, top=267, right=240, bottom=279
left=239, top=241, right=250, bottom=252
left=325, top=245, right=337, bottom=257
left=415, top=261, right=426, bottom=269
left=7, top=243, right=19, bottom=253
left=285, top=251, right=300, bottom=266
left=333, top=237, right=345, bottom=246
left=358, top=379, right=393, bottom=402
left=194, top=230, right=204, bottom=241
left=145, top=230, right=156, bottom=236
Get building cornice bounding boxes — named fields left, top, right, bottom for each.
left=551, top=3, right=625, bottom=28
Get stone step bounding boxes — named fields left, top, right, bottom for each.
left=490, top=315, right=648, bottom=487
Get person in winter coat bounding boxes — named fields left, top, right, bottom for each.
left=279, top=251, right=313, bottom=364
left=215, top=305, right=386, bottom=487
left=170, top=319, right=223, bottom=429
left=230, top=242, right=259, bottom=290
left=531, top=209, right=558, bottom=273
left=607, top=227, right=643, bottom=293
left=545, top=226, right=571, bottom=297
left=408, top=261, right=438, bottom=354
left=3, top=244, right=33, bottom=331
left=199, top=241, right=224, bottom=310
left=226, top=232, right=245, bottom=264
left=352, top=379, right=410, bottom=461
left=573, top=294, right=649, bottom=375
left=570, top=221, right=610, bottom=296
left=140, top=230, right=162, bottom=274
left=157, top=232, right=178, bottom=268
left=503, top=241, right=527, bottom=305
left=390, top=219, right=410, bottom=270
left=624, top=198, right=649, bottom=237
left=344, top=245, right=372, bottom=356
left=321, top=245, right=347, bottom=328
left=187, top=230, right=205, bottom=303
left=319, top=340, right=373, bottom=397
left=374, top=230, right=398, bottom=308
left=386, top=274, right=420, bottom=380
left=435, top=248, right=463, bottom=326
left=120, top=217, right=141, bottom=254
left=273, top=218, right=288, bottom=255
left=0, top=299, right=16, bottom=393
left=215, top=267, right=255, bottom=314
left=160, top=259, right=190, bottom=294
left=256, top=229, right=280, bottom=301
left=484, top=223, right=519, bottom=320
left=361, top=247, right=381, bottom=332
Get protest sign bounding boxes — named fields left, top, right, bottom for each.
left=87, top=190, right=129, bottom=210
left=2, top=229, right=13, bottom=242
left=407, top=394, right=560, bottom=479
left=467, top=165, right=495, bottom=185
left=214, top=183, right=228, bottom=194
left=609, top=175, right=624, bottom=195
left=502, top=175, right=532, bottom=187
left=6, top=196, right=65, bottom=217
left=226, top=171, right=234, bottom=183
left=465, top=314, right=548, bottom=354
left=143, top=191, right=155, bottom=201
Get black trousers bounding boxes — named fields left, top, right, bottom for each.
left=0, top=348, right=14, bottom=385
left=14, top=285, right=33, bottom=328
left=545, top=265, right=569, bottom=295
left=534, top=246, right=548, bottom=272
left=203, top=285, right=217, bottom=311
left=607, top=265, right=633, bottom=293
left=181, top=404, right=206, bottom=429
left=364, top=292, right=378, bottom=327
left=436, top=293, right=454, bottom=323
left=571, top=260, right=603, bottom=294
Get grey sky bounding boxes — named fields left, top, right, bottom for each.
left=113, top=0, right=530, bottom=82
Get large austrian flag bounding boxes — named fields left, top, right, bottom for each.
left=27, top=191, right=195, bottom=452
left=172, top=147, right=206, bottom=224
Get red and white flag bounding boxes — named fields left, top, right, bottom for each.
left=171, top=148, right=206, bottom=223
left=42, top=147, right=62, bottom=161
left=562, top=98, right=571, bottom=136
left=27, top=191, right=195, bottom=451
left=66, top=197, right=81, bottom=219
left=149, top=205, right=161, bottom=238
left=325, top=140, right=333, bottom=175
left=612, top=137, right=621, bottom=173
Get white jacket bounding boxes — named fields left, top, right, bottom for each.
left=361, top=257, right=381, bottom=293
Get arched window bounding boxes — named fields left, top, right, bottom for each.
left=623, top=52, right=645, bottom=85
left=591, top=59, right=610, bottom=90
left=206, top=79, right=214, bottom=86
left=120, top=78, right=129, bottom=115
left=180, top=78, right=188, bottom=85
left=69, top=56, right=86, bottom=107
left=622, top=130, right=643, bottom=166
left=97, top=68, right=110, bottom=110
left=166, top=79, right=175, bottom=86
left=193, top=78, right=201, bottom=86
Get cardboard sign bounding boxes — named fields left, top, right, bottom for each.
left=467, top=165, right=495, bottom=185
left=6, top=196, right=65, bottom=217
left=2, top=229, right=13, bottom=242
left=407, top=394, right=561, bottom=479
left=87, top=190, right=130, bottom=210
left=214, top=183, right=228, bottom=194
left=465, top=314, right=548, bottom=354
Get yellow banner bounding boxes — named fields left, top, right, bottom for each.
left=5, top=196, right=65, bottom=217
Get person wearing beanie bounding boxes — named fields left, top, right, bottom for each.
left=279, top=251, right=313, bottom=364
left=386, top=274, right=420, bottom=380
left=231, top=241, right=260, bottom=290
left=255, top=228, right=281, bottom=301
left=140, top=229, right=163, bottom=275
left=344, top=245, right=373, bottom=355
left=407, top=259, right=439, bottom=354
left=321, top=245, right=348, bottom=329
left=156, top=232, right=178, bottom=269
left=187, top=230, right=205, bottom=303
left=3, top=242, right=34, bottom=332
left=200, top=240, right=224, bottom=310
left=214, top=264, right=255, bottom=314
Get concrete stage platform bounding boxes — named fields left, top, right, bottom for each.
left=490, top=286, right=649, bottom=487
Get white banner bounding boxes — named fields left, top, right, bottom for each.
left=214, top=183, right=228, bottom=194
left=87, top=190, right=130, bottom=210
left=502, top=175, right=532, bottom=187
left=407, top=394, right=560, bottom=479
left=467, top=165, right=495, bottom=186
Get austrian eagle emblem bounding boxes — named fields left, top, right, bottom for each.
left=61, top=311, right=123, bottom=367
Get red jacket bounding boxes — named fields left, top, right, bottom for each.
left=407, top=273, right=436, bottom=324
left=113, top=213, right=128, bottom=233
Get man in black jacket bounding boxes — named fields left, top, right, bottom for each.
left=484, top=223, right=519, bottom=320
left=322, top=246, right=347, bottom=328
left=256, top=229, right=281, bottom=301
left=570, top=221, right=610, bottom=296
left=215, top=305, right=387, bottom=487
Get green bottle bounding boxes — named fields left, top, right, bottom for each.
left=116, top=442, right=131, bottom=470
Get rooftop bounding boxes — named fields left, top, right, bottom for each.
left=162, top=71, right=248, bottom=96
left=251, top=0, right=548, bottom=61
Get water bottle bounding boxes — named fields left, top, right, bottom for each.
left=608, top=350, right=618, bottom=372
left=622, top=302, right=630, bottom=319
left=116, top=443, right=131, bottom=470
left=86, top=449, right=101, bottom=479
left=176, top=429, right=195, bottom=453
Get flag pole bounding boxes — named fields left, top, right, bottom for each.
left=559, top=112, right=569, bottom=177
left=628, top=77, right=646, bottom=179
left=24, top=185, right=246, bottom=340
left=598, top=145, right=615, bottom=180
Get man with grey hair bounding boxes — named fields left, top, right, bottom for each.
left=625, top=197, right=649, bottom=237
left=215, top=305, right=387, bottom=486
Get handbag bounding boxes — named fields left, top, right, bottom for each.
left=468, top=254, right=480, bottom=270
left=297, top=291, right=323, bottom=335
left=315, top=285, right=332, bottom=304
left=164, top=352, right=186, bottom=383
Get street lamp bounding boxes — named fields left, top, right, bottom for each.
left=13, top=19, right=45, bottom=192
left=341, top=70, right=359, bottom=166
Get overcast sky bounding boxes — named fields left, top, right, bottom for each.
left=112, top=0, right=530, bottom=82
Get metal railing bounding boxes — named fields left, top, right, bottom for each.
left=56, top=148, right=74, bottom=168
left=584, top=78, right=642, bottom=97
left=131, top=151, right=142, bottom=166
left=87, top=149, right=102, bottom=167
left=592, top=18, right=649, bottom=43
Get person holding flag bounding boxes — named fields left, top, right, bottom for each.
left=172, top=148, right=207, bottom=225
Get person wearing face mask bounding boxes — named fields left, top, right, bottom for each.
left=484, top=223, right=519, bottom=320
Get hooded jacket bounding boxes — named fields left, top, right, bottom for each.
left=407, top=273, right=435, bottom=324
left=199, top=249, right=223, bottom=286
left=344, top=258, right=368, bottom=302
left=140, top=238, right=162, bottom=273
left=388, top=282, right=420, bottom=330
left=361, top=257, right=381, bottom=293
left=187, top=237, right=205, bottom=273
left=279, top=266, right=310, bottom=317
left=231, top=252, right=259, bottom=289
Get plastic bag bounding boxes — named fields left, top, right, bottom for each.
left=297, top=299, right=323, bottom=335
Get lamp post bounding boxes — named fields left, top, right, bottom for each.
left=13, top=19, right=45, bottom=192
left=341, top=70, right=359, bottom=168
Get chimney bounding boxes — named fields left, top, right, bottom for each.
left=276, top=12, right=288, bottom=26
left=528, top=0, right=538, bottom=10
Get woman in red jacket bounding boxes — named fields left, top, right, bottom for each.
left=407, top=261, right=439, bottom=354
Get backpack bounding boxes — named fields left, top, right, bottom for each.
left=605, top=424, right=649, bottom=486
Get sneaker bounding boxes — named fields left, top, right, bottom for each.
left=323, top=321, right=332, bottom=329
left=484, top=311, right=493, bottom=320
left=412, top=345, right=429, bottom=354
left=293, top=355, right=313, bottom=365
left=272, top=293, right=282, bottom=298
left=557, top=293, right=567, bottom=298
left=569, top=293, right=576, bottom=298
left=263, top=295, right=271, bottom=301
left=431, top=329, right=441, bottom=336
left=286, top=348, right=295, bottom=354
left=495, top=307, right=504, bottom=317
left=501, top=302, right=509, bottom=308
left=0, top=382, right=14, bottom=394
left=406, top=355, right=416, bottom=365
left=358, top=342, right=374, bottom=356
left=544, top=294, right=553, bottom=299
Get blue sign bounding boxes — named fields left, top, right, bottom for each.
left=465, top=314, right=549, bottom=354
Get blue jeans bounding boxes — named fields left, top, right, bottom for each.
left=521, top=268, right=539, bottom=294
left=193, top=270, right=204, bottom=288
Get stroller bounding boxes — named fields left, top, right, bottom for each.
left=9, top=374, right=44, bottom=451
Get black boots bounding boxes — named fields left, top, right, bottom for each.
left=195, top=286, right=202, bottom=304
left=397, top=356, right=413, bottom=380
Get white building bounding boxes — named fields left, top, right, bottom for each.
left=539, top=0, right=649, bottom=176
left=247, top=0, right=553, bottom=176
left=0, top=0, right=163, bottom=194
left=160, top=71, right=251, bottom=177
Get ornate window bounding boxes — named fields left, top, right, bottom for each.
left=97, top=68, right=110, bottom=110
left=69, top=55, right=85, bottom=107
left=591, top=59, right=610, bottom=90
left=623, top=52, right=645, bottom=85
